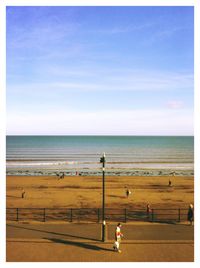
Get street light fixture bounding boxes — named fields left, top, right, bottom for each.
left=100, top=152, right=107, bottom=242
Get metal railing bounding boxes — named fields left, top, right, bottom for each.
left=6, top=207, right=189, bottom=223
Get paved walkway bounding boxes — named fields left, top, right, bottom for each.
left=7, top=222, right=194, bottom=241
left=6, top=222, right=194, bottom=262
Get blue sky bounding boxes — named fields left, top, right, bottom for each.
left=6, top=6, right=194, bottom=135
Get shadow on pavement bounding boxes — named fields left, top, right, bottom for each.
left=7, top=224, right=100, bottom=242
left=6, top=195, right=21, bottom=199
left=44, top=237, right=114, bottom=252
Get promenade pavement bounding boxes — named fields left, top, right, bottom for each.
left=6, top=222, right=194, bottom=262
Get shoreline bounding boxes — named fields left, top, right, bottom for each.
left=6, top=169, right=194, bottom=177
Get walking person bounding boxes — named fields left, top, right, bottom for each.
left=187, top=204, right=194, bottom=226
left=169, top=171, right=175, bottom=186
left=21, top=188, right=26, bottom=198
left=146, top=203, right=151, bottom=219
left=168, top=179, right=172, bottom=187
left=126, top=189, right=129, bottom=198
left=125, top=188, right=131, bottom=198
left=113, top=223, right=123, bottom=253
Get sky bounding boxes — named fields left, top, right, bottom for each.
left=6, top=6, right=194, bottom=135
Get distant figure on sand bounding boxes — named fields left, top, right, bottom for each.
left=21, top=189, right=25, bottom=198
left=146, top=203, right=151, bottom=218
left=113, top=223, right=123, bottom=253
left=168, top=171, right=175, bottom=187
left=187, top=204, right=194, bottom=226
left=126, top=188, right=131, bottom=198
left=58, top=173, right=64, bottom=179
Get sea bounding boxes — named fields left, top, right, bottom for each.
left=6, top=136, right=194, bottom=176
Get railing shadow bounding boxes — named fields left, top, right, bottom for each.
left=6, top=224, right=100, bottom=242
left=152, top=220, right=178, bottom=225
left=6, top=195, right=21, bottom=199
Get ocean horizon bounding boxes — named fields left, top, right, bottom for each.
left=6, top=135, right=194, bottom=176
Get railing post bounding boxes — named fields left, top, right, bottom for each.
left=70, top=208, right=73, bottom=222
left=16, top=208, right=19, bottom=221
left=178, top=208, right=181, bottom=222
left=124, top=208, right=127, bottom=223
left=151, top=209, right=154, bottom=222
left=43, top=208, right=46, bottom=222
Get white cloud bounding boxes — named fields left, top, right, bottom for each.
left=7, top=108, right=193, bottom=135
left=167, top=100, right=184, bottom=109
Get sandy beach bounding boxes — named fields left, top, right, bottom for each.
left=6, top=174, right=194, bottom=262
left=6, top=175, right=194, bottom=210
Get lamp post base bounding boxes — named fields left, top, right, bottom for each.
left=101, top=220, right=107, bottom=242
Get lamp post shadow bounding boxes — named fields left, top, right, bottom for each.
left=44, top=237, right=114, bottom=252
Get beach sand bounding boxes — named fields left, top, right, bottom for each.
left=6, top=175, right=194, bottom=261
left=6, top=175, right=194, bottom=209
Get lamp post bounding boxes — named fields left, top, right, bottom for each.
left=100, top=152, right=107, bottom=242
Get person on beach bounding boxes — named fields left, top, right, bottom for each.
left=168, top=179, right=172, bottom=187
left=21, top=188, right=25, bottom=198
left=126, top=188, right=131, bottom=198
left=169, top=171, right=175, bottom=186
left=58, top=172, right=64, bottom=180
left=187, top=204, right=194, bottom=226
left=146, top=203, right=151, bottom=219
left=169, top=171, right=176, bottom=187
left=113, top=223, right=123, bottom=253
